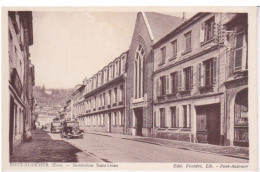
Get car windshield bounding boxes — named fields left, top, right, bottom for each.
left=66, top=122, right=79, bottom=127
left=52, top=122, right=61, bottom=127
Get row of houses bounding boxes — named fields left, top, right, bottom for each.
left=8, top=11, right=36, bottom=156
left=35, top=104, right=61, bottom=128
left=61, top=12, right=248, bottom=147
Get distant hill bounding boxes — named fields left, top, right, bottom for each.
left=33, top=86, right=74, bottom=107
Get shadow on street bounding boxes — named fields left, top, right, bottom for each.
left=11, top=129, right=85, bottom=162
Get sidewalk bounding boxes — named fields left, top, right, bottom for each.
left=85, top=131, right=249, bottom=160
left=11, top=129, right=100, bottom=162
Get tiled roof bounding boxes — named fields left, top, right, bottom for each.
left=144, top=12, right=183, bottom=42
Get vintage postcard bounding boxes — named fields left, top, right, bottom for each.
left=1, top=6, right=258, bottom=171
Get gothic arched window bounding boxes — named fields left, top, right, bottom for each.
left=134, top=44, right=145, bottom=99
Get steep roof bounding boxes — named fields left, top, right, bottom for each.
left=144, top=12, right=183, bottom=42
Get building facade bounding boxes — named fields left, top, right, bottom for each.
left=8, top=11, right=35, bottom=155
left=152, top=13, right=248, bottom=146
left=223, top=14, right=248, bottom=147
left=67, top=12, right=248, bottom=147
left=76, top=52, right=127, bottom=134
left=125, top=12, right=183, bottom=137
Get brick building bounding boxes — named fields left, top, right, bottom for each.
left=125, top=12, right=183, bottom=136
left=8, top=11, right=35, bottom=155
left=152, top=13, right=248, bottom=146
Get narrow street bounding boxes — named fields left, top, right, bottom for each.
left=11, top=129, right=248, bottom=163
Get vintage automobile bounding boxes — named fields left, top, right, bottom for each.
left=51, top=122, right=62, bottom=133
left=60, top=121, right=84, bottom=139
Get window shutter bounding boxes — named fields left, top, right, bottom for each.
left=175, top=73, right=178, bottom=92
left=200, top=23, right=205, bottom=42
left=166, top=75, right=170, bottom=94
left=176, top=107, right=179, bottom=127
left=242, top=34, right=247, bottom=71
left=213, top=57, right=217, bottom=83
left=201, top=63, right=205, bottom=86
left=118, top=112, right=121, bottom=126
left=157, top=110, right=160, bottom=127
left=190, top=66, right=193, bottom=89
left=159, top=78, right=162, bottom=96
left=198, top=63, right=202, bottom=87
left=162, top=109, right=165, bottom=128
left=154, top=111, right=157, bottom=128
left=178, top=70, right=182, bottom=91
left=229, top=49, right=235, bottom=77
left=181, top=69, right=185, bottom=91
left=156, top=78, right=160, bottom=96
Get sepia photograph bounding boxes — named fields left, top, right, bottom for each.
left=1, top=6, right=258, bottom=171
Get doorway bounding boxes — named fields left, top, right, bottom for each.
left=134, top=108, right=143, bottom=136
left=9, top=96, right=14, bottom=157
left=107, top=113, right=111, bottom=133
left=196, top=103, right=221, bottom=145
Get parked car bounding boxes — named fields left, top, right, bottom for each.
left=60, top=121, right=84, bottom=139
left=51, top=122, right=61, bottom=133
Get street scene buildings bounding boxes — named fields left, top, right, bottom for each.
left=7, top=10, right=250, bottom=164
left=63, top=12, right=248, bottom=147
left=8, top=11, right=36, bottom=156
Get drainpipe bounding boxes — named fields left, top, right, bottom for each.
left=124, top=73, right=127, bottom=135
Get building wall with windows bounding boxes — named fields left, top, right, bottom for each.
left=8, top=11, right=35, bottom=156
left=125, top=13, right=154, bottom=137
left=125, top=12, right=183, bottom=137
left=77, top=52, right=127, bottom=134
left=72, top=84, right=86, bottom=120
left=152, top=13, right=247, bottom=146
left=223, top=13, right=248, bottom=146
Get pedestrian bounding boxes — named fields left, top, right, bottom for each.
left=26, top=127, right=33, bottom=142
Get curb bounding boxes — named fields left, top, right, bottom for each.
left=125, top=138, right=249, bottom=160
left=86, top=131, right=249, bottom=161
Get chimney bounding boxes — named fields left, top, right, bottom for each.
left=182, top=12, right=187, bottom=23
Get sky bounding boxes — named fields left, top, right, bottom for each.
left=30, top=11, right=195, bottom=89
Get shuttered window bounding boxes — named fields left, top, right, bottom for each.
left=185, top=32, right=191, bottom=51
left=159, top=108, right=166, bottom=128
left=234, top=32, right=244, bottom=72
left=170, top=107, right=178, bottom=128
left=198, top=58, right=217, bottom=87
left=160, top=76, right=166, bottom=95
left=161, top=46, right=166, bottom=63
left=178, top=70, right=182, bottom=91
left=183, top=66, right=193, bottom=91
left=183, top=105, right=187, bottom=128
left=213, top=57, right=217, bottom=83
left=200, top=23, right=205, bottom=42
left=156, top=78, right=160, bottom=96
left=204, top=59, right=214, bottom=86
left=171, top=40, right=177, bottom=58
left=205, top=17, right=215, bottom=41
left=165, top=74, right=170, bottom=94
left=171, top=72, right=178, bottom=93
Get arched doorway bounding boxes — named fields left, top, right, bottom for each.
left=234, top=88, right=248, bottom=147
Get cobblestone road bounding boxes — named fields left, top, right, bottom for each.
left=11, top=129, right=100, bottom=162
